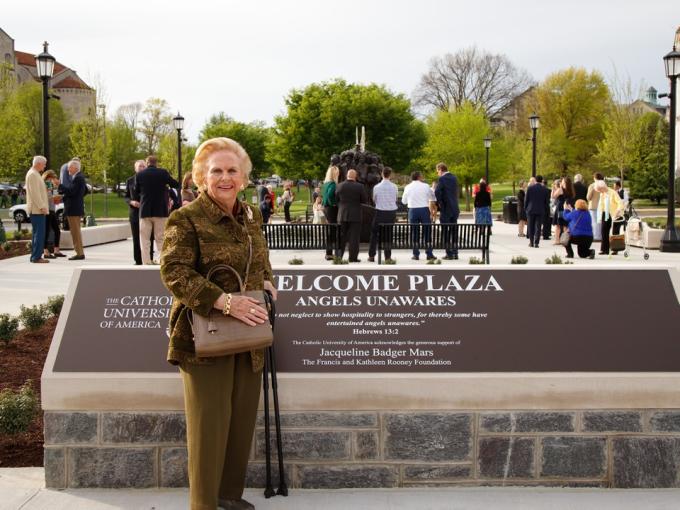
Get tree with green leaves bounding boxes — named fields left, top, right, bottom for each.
left=70, top=109, right=108, bottom=186
left=138, top=98, right=172, bottom=155
left=595, top=74, right=643, bottom=185
left=596, top=104, right=640, bottom=186
left=14, top=83, right=71, bottom=169
left=490, top=129, right=531, bottom=194
left=420, top=102, right=489, bottom=210
left=199, top=113, right=271, bottom=178
left=157, top=132, right=195, bottom=182
left=107, top=114, right=142, bottom=193
left=0, top=91, right=33, bottom=181
left=529, top=67, right=611, bottom=175
left=0, top=81, right=71, bottom=181
left=268, top=79, right=426, bottom=181
left=629, top=113, right=669, bottom=204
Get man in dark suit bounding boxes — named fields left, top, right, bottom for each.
left=58, top=159, right=88, bottom=260
left=335, top=169, right=367, bottom=262
left=524, top=175, right=551, bottom=248
left=573, top=174, right=587, bottom=201
left=435, top=162, right=460, bottom=259
left=124, top=160, right=153, bottom=265
left=132, top=155, right=179, bottom=265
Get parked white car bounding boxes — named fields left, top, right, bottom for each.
left=8, top=203, right=64, bottom=223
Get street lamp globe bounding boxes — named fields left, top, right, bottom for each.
left=484, top=137, right=492, bottom=149
left=529, top=113, right=540, bottom=130
left=35, top=41, right=55, bottom=79
left=173, top=112, right=185, bottom=131
left=663, top=48, right=680, bottom=79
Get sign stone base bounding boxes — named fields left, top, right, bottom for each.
left=41, top=266, right=680, bottom=489
left=44, top=409, right=680, bottom=489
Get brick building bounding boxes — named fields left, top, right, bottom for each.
left=0, top=27, right=95, bottom=121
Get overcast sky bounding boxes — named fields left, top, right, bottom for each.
left=3, top=0, right=679, bottom=141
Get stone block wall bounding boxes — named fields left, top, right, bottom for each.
left=44, top=410, right=680, bottom=489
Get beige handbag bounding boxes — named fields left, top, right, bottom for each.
left=190, top=237, right=273, bottom=357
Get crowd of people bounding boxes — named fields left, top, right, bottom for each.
left=124, top=155, right=180, bottom=265
left=0, top=186, right=24, bottom=207
left=315, top=162, right=466, bottom=262
left=24, top=156, right=87, bottom=263
left=20, top=148, right=631, bottom=267
left=521, top=172, right=626, bottom=259
left=22, top=152, right=186, bottom=266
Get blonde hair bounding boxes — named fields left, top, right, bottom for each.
left=575, top=199, right=588, bottom=211
left=324, top=165, right=339, bottom=184
left=192, top=137, right=252, bottom=190
left=42, top=170, right=57, bottom=181
left=182, top=172, right=194, bottom=190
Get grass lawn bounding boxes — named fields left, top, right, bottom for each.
left=82, top=187, right=318, bottom=220
left=80, top=184, right=674, bottom=220
left=83, top=193, right=129, bottom=218
left=640, top=217, right=680, bottom=229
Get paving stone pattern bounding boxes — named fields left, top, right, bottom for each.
left=43, top=409, right=680, bottom=489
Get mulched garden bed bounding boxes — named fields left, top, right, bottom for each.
left=0, top=316, right=57, bottom=467
left=0, top=240, right=31, bottom=261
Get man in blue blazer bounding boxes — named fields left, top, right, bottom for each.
left=132, top=155, right=180, bottom=264
left=58, top=160, right=88, bottom=260
left=524, top=175, right=551, bottom=248
left=435, top=163, right=460, bottom=259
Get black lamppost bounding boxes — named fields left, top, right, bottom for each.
left=35, top=42, right=55, bottom=166
left=173, top=113, right=185, bottom=184
left=529, top=113, right=540, bottom=178
left=98, top=104, right=108, bottom=218
left=484, top=136, right=492, bottom=183
left=660, top=28, right=680, bottom=252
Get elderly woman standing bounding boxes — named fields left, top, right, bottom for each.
left=161, top=137, right=276, bottom=510
left=594, top=179, right=624, bottom=255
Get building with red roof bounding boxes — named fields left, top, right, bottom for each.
left=1, top=27, right=95, bottom=121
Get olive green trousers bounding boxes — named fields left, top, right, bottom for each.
left=180, top=353, right=261, bottom=510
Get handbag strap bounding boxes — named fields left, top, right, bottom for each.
left=205, top=234, right=253, bottom=293
left=570, top=211, right=584, bottom=232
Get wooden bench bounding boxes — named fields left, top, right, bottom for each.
left=377, top=223, right=491, bottom=264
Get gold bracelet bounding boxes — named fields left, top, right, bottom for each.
left=222, top=293, right=232, bottom=316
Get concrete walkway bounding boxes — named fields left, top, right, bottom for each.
left=2, top=468, right=680, bottom=510
left=1, top=226, right=680, bottom=508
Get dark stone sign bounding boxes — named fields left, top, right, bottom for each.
left=53, top=269, right=175, bottom=373
left=52, top=268, right=680, bottom=373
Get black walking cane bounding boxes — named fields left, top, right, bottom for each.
left=262, top=346, right=275, bottom=498
left=263, top=290, right=288, bottom=497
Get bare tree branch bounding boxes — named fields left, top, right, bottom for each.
left=413, top=46, right=534, bottom=117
